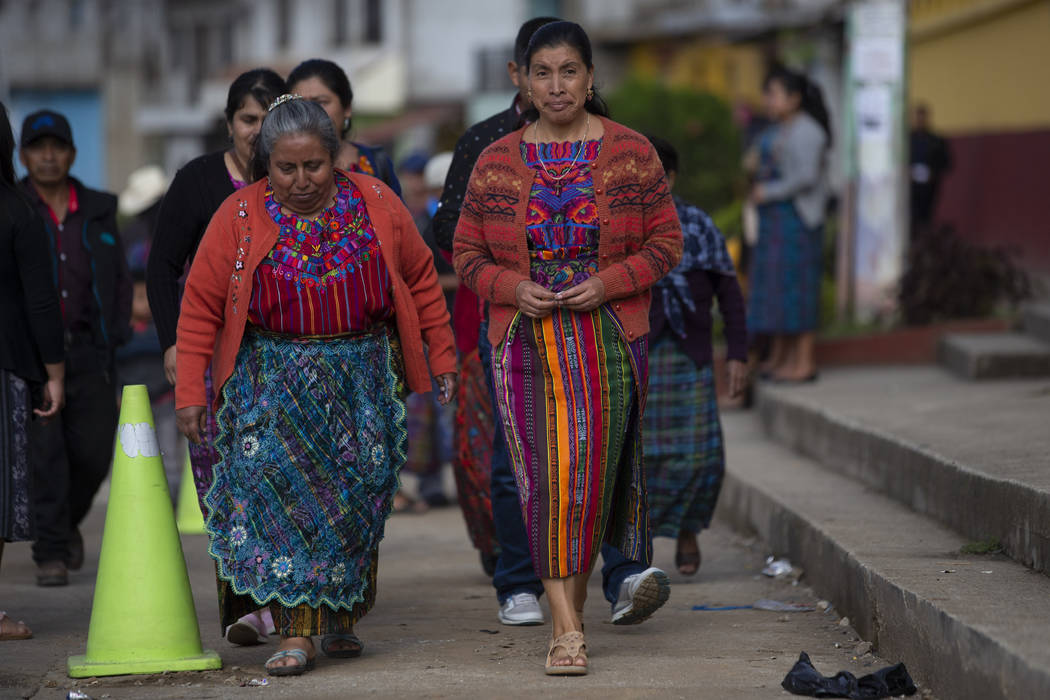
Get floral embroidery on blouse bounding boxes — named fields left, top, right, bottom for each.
left=249, top=171, right=393, bottom=335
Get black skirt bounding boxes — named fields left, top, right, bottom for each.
left=0, top=369, right=33, bottom=541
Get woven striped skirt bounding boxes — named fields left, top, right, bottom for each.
left=643, top=337, right=725, bottom=536
left=747, top=200, right=823, bottom=334
left=204, top=327, right=406, bottom=632
left=494, top=307, right=650, bottom=579
left=452, top=348, right=497, bottom=557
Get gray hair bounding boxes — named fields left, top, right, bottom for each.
left=251, top=97, right=340, bottom=180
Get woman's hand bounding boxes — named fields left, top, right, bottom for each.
left=515, top=281, right=557, bottom=318
left=726, top=359, right=749, bottom=400
left=742, top=148, right=760, bottom=175
left=555, top=277, right=606, bottom=312
left=164, top=345, right=177, bottom=386
left=435, top=373, right=458, bottom=406
left=34, top=362, right=65, bottom=421
left=176, top=406, right=207, bottom=445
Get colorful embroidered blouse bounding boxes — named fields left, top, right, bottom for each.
left=520, top=139, right=602, bottom=293
left=350, top=152, right=376, bottom=176
left=248, top=171, right=393, bottom=336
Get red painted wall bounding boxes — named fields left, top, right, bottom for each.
left=934, top=129, right=1050, bottom=271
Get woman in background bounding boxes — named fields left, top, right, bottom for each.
left=287, top=59, right=401, bottom=197
left=642, top=135, right=748, bottom=576
left=746, top=65, right=831, bottom=383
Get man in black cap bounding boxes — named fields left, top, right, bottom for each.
left=19, top=109, right=131, bottom=586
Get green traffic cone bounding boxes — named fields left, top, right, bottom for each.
left=176, top=449, right=206, bottom=535
left=68, top=385, right=221, bottom=677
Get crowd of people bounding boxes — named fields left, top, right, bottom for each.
left=0, top=16, right=833, bottom=677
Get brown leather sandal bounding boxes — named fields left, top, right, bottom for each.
left=545, top=631, right=588, bottom=676
left=0, top=612, right=32, bottom=641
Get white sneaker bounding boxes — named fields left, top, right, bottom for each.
left=224, top=609, right=276, bottom=645
left=498, top=592, right=545, bottom=626
left=611, top=567, right=670, bottom=625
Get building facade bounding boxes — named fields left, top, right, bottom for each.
left=909, top=0, right=1050, bottom=271
left=1, top=0, right=537, bottom=191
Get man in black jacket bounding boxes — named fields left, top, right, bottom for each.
left=19, top=109, right=131, bottom=586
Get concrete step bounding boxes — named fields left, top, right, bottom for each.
left=938, top=332, right=1050, bottom=379
left=1022, top=302, right=1050, bottom=344
left=755, top=368, right=1050, bottom=573
left=720, top=411, right=1050, bottom=700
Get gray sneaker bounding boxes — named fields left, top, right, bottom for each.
left=611, top=567, right=670, bottom=625
left=498, top=592, right=544, bottom=626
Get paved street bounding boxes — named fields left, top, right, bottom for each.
left=2, top=460, right=900, bottom=699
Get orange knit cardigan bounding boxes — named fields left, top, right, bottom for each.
left=175, top=170, right=456, bottom=410
left=452, top=116, right=683, bottom=347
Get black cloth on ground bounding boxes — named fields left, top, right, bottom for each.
left=781, top=651, right=917, bottom=699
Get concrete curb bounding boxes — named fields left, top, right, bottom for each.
left=756, top=385, right=1050, bottom=573
left=718, top=416, right=1050, bottom=699
left=938, top=332, right=1050, bottom=379
left=1023, top=302, right=1050, bottom=344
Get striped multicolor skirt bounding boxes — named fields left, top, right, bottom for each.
left=452, top=348, right=497, bottom=557
left=494, top=307, right=650, bottom=579
left=204, top=327, right=406, bottom=628
left=643, top=336, right=725, bottom=537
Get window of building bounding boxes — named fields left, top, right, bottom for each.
left=476, top=45, right=515, bottom=92
left=333, top=0, right=347, bottom=47
left=69, top=0, right=85, bottom=29
left=277, top=0, right=291, bottom=49
left=220, top=19, right=234, bottom=66
left=364, top=0, right=382, bottom=44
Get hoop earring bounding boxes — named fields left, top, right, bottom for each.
left=587, top=87, right=594, bottom=101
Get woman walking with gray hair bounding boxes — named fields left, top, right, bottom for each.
left=175, top=96, right=456, bottom=675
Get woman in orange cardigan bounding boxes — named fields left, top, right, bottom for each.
left=175, top=96, right=455, bottom=677
left=453, top=22, right=682, bottom=676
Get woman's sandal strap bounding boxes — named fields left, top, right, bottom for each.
left=548, top=631, right=587, bottom=659
left=265, top=649, right=309, bottom=668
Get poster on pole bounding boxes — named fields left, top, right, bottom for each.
left=847, top=0, right=907, bottom=323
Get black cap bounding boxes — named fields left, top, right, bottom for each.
left=20, top=110, right=74, bottom=148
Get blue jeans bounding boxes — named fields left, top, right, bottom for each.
left=599, top=543, right=647, bottom=604
left=480, top=313, right=648, bottom=605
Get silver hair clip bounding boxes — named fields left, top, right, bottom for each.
left=268, top=94, right=304, bottom=112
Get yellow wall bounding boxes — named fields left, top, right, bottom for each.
left=628, top=39, right=767, bottom=107
left=908, top=0, right=1050, bottom=133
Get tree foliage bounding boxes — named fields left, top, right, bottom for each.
left=605, top=77, right=742, bottom=215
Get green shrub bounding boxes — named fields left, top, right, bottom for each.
left=605, top=77, right=742, bottom=214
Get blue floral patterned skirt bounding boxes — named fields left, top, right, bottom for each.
left=204, top=327, right=407, bottom=612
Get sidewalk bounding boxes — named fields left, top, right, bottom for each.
left=0, top=485, right=903, bottom=698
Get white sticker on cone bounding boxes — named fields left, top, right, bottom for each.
left=118, top=422, right=160, bottom=458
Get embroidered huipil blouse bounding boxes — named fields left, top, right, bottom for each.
left=248, top=171, right=393, bottom=336
left=521, top=139, right=603, bottom=293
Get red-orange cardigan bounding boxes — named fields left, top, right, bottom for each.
left=452, top=116, right=683, bottom=347
left=175, top=170, right=456, bottom=411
